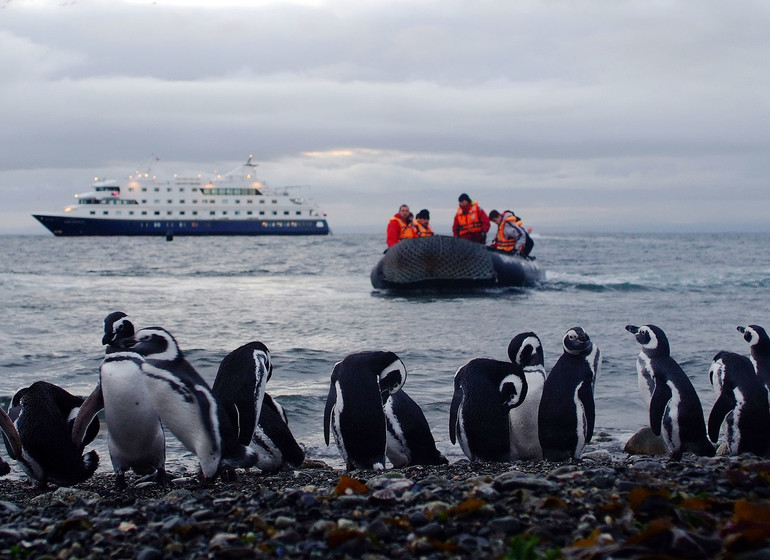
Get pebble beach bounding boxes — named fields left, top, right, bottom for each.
left=1, top=450, right=769, bottom=559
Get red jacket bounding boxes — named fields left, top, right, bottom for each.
left=387, top=214, right=415, bottom=247
left=452, top=202, right=490, bottom=243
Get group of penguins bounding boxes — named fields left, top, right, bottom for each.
left=0, top=314, right=768, bottom=489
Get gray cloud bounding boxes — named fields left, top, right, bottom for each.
left=2, top=0, right=769, bottom=234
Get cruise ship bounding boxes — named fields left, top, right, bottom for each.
left=33, top=156, right=330, bottom=237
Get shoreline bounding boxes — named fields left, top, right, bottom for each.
left=1, top=453, right=768, bottom=558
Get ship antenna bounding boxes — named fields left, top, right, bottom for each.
left=245, top=155, right=258, bottom=169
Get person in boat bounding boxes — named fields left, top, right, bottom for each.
left=387, top=204, right=417, bottom=247
left=413, top=209, right=434, bottom=237
left=489, top=209, right=534, bottom=257
left=452, top=193, right=490, bottom=244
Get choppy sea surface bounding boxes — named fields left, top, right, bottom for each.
left=1, top=232, right=768, bottom=477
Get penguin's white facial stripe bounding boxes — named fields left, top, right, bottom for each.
left=131, top=328, right=180, bottom=362
left=709, top=360, right=726, bottom=391
left=252, top=350, right=271, bottom=385
left=499, top=374, right=526, bottom=408
left=516, top=336, right=542, bottom=366
left=378, top=359, right=407, bottom=396
left=639, top=326, right=657, bottom=349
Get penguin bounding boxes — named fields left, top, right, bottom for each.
left=449, top=358, right=528, bottom=462
left=737, top=325, right=770, bottom=400
left=102, top=311, right=135, bottom=354
left=625, top=324, right=714, bottom=460
left=250, top=393, right=305, bottom=472
left=708, top=351, right=770, bottom=456
left=507, top=332, right=546, bottom=461
left=0, top=407, right=20, bottom=477
left=383, top=389, right=447, bottom=467
left=538, top=327, right=601, bottom=461
left=119, top=326, right=257, bottom=482
left=72, top=312, right=167, bottom=489
left=324, top=351, right=407, bottom=470
left=2, top=381, right=99, bottom=487
left=211, top=341, right=273, bottom=450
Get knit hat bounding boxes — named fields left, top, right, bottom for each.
left=458, top=193, right=471, bottom=203
left=416, top=209, right=430, bottom=220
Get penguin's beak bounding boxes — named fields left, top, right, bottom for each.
left=737, top=326, right=746, bottom=334
left=625, top=325, right=639, bottom=334
left=101, top=333, right=114, bottom=345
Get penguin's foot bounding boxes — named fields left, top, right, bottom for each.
left=154, top=468, right=170, bottom=488
left=114, top=472, right=127, bottom=490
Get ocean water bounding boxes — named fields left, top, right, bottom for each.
left=1, top=232, right=768, bottom=477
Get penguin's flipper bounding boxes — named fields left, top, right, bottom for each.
left=71, top=384, right=105, bottom=448
left=579, top=381, right=596, bottom=443
left=649, top=382, right=672, bottom=436
left=323, top=383, right=336, bottom=446
left=707, top=392, right=734, bottom=443
left=0, top=407, right=22, bottom=460
left=448, top=385, right=462, bottom=445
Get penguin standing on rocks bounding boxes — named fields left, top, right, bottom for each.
left=72, top=312, right=167, bottom=489
left=708, top=351, right=770, bottom=456
left=449, top=358, right=528, bottom=462
left=3, top=381, right=99, bottom=487
left=120, top=327, right=257, bottom=482
left=538, top=327, right=601, bottom=461
left=324, top=351, right=407, bottom=470
left=251, top=393, right=305, bottom=472
left=384, top=389, right=447, bottom=467
left=626, top=324, right=714, bottom=460
left=507, top=332, right=547, bottom=461
left=212, top=341, right=304, bottom=472
left=737, top=325, right=770, bottom=401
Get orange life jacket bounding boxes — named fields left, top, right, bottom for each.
left=455, top=202, right=483, bottom=235
left=496, top=213, right=522, bottom=252
left=414, top=221, right=434, bottom=237
left=389, top=215, right=416, bottom=241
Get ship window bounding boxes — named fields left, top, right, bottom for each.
left=90, top=211, right=96, bottom=215
left=179, top=188, right=185, bottom=192
left=179, top=211, right=185, bottom=215
left=154, top=211, right=160, bottom=216
left=235, top=200, right=241, bottom=204
left=167, top=211, right=172, bottom=215
left=296, top=211, right=302, bottom=215
left=260, top=199, right=265, bottom=204
left=247, top=200, right=253, bottom=204
left=142, top=187, right=148, bottom=192
left=259, top=211, right=265, bottom=215
left=167, top=188, right=172, bottom=192
left=272, top=199, right=278, bottom=204
left=210, top=211, right=216, bottom=215
left=192, top=200, right=198, bottom=204
left=247, top=211, right=253, bottom=215
left=234, top=211, right=240, bottom=215
left=103, top=211, right=109, bottom=215
left=154, top=188, right=159, bottom=192
left=192, top=211, right=198, bottom=216
left=141, top=211, right=147, bottom=215
left=222, top=211, right=228, bottom=215
left=180, top=200, right=185, bottom=204
left=141, top=199, right=147, bottom=204
left=167, top=200, right=173, bottom=204
left=283, top=211, right=289, bottom=215
left=154, top=199, right=160, bottom=204
left=272, top=211, right=277, bottom=215
left=129, top=211, right=134, bottom=215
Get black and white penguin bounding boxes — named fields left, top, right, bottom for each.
left=212, top=341, right=273, bottom=450
left=538, top=327, right=601, bottom=461
left=625, top=324, right=714, bottom=460
left=73, top=313, right=167, bottom=489
left=120, top=327, right=257, bottom=481
left=507, top=332, right=546, bottom=461
left=0, top=407, right=20, bottom=477
left=250, top=393, right=305, bottom=472
left=737, top=325, right=770, bottom=400
left=2, top=381, right=99, bottom=487
left=708, top=351, right=770, bottom=456
left=102, top=311, right=135, bottom=354
left=384, top=389, right=447, bottom=467
left=324, top=351, right=407, bottom=470
left=449, top=358, right=528, bottom=462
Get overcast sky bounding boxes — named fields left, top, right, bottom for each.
left=2, top=0, right=769, bottom=235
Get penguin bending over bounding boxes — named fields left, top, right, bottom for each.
left=384, top=390, right=447, bottom=467
left=538, top=327, right=601, bottom=461
left=73, top=312, right=167, bottom=489
left=324, top=351, right=407, bottom=470
left=708, top=351, right=770, bottom=456
left=507, top=332, right=546, bottom=461
left=737, top=325, right=770, bottom=402
left=449, top=358, right=528, bottom=462
left=3, top=381, right=99, bottom=487
left=626, top=324, right=714, bottom=460
left=120, top=327, right=257, bottom=482
left=250, top=393, right=305, bottom=472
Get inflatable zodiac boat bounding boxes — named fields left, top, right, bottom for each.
left=370, top=235, right=545, bottom=291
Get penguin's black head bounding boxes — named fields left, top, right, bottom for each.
left=738, top=324, right=769, bottom=349
left=375, top=352, right=407, bottom=405
left=102, top=311, right=134, bottom=346
left=563, top=327, right=592, bottom=356
left=626, top=324, right=669, bottom=355
left=507, top=332, right=544, bottom=368
left=120, top=327, right=182, bottom=362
